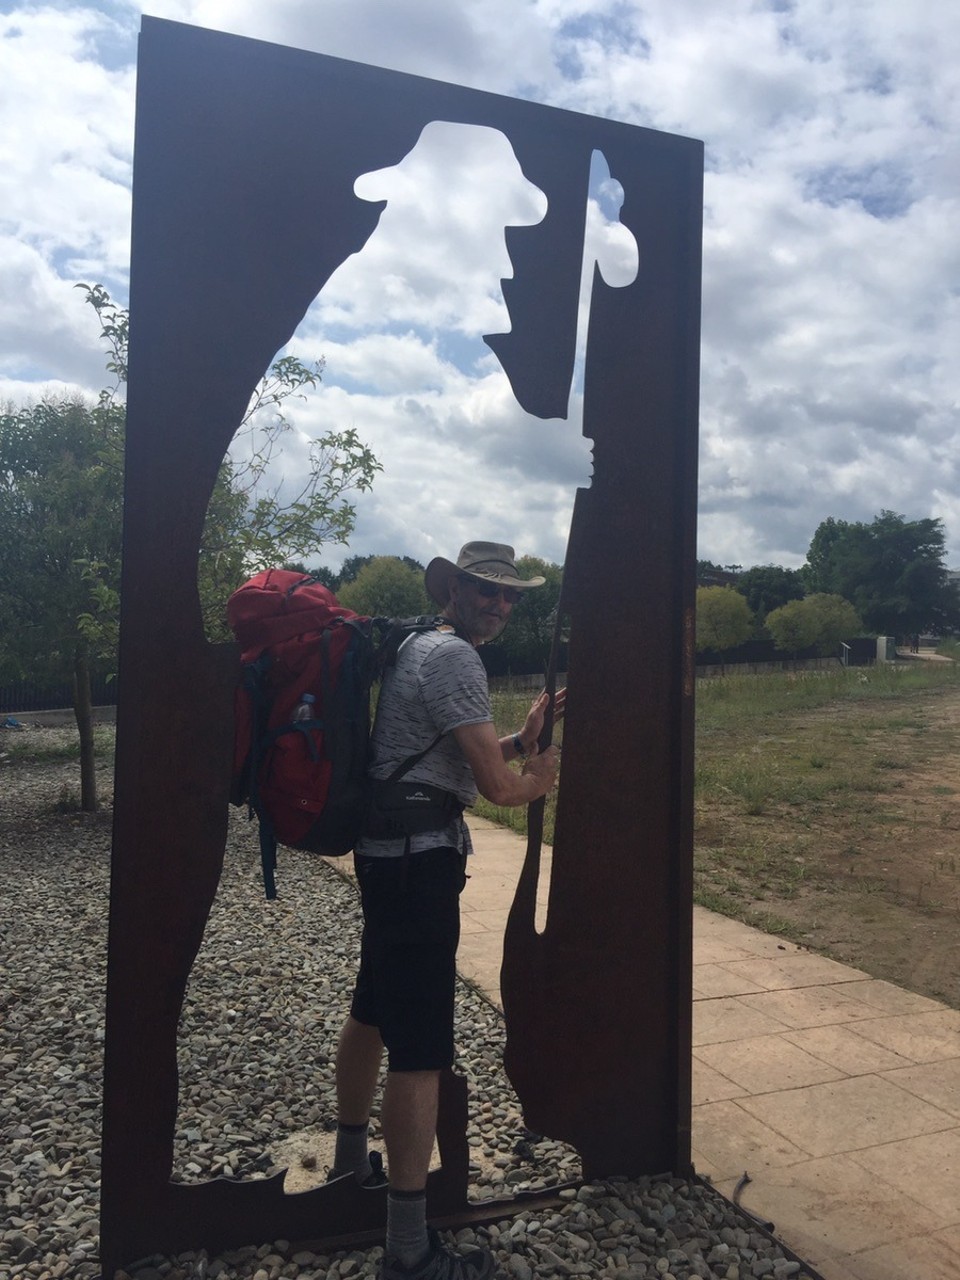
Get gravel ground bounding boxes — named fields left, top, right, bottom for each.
left=1, top=728, right=821, bottom=1280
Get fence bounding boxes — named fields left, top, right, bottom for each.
left=488, top=673, right=569, bottom=694
left=697, top=635, right=879, bottom=672
left=0, top=677, right=118, bottom=714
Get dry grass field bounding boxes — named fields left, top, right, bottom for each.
left=483, top=655, right=960, bottom=1010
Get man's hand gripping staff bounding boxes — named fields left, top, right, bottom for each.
left=516, top=688, right=564, bottom=795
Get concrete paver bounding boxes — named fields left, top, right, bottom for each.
left=736, top=983, right=884, bottom=1028
left=718, top=952, right=865, bottom=990
left=693, top=996, right=792, bottom=1045
left=880, top=1057, right=960, bottom=1119
left=692, top=962, right=767, bottom=998
left=828, top=1227, right=960, bottom=1280
left=459, top=816, right=960, bottom=1279
left=831, top=979, right=950, bottom=1016
left=736, top=1074, right=955, bottom=1157
left=692, top=1057, right=748, bottom=1103
left=695, top=1033, right=846, bottom=1094
left=691, top=1097, right=812, bottom=1173
left=846, top=1010, right=960, bottom=1062
left=780, top=1025, right=911, bottom=1075
left=847, top=1128, right=960, bottom=1223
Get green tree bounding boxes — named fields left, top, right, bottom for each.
left=805, top=593, right=862, bottom=654
left=803, top=511, right=960, bottom=638
left=0, top=397, right=123, bottom=808
left=736, top=564, right=805, bottom=620
left=0, top=286, right=382, bottom=809
left=338, top=553, right=374, bottom=586
left=695, top=586, right=753, bottom=654
left=763, top=599, right=816, bottom=654
left=486, top=556, right=563, bottom=675
left=76, top=284, right=382, bottom=646
left=336, top=557, right=429, bottom=618
left=766, top=594, right=861, bottom=656
left=196, top=424, right=380, bottom=643
left=803, top=516, right=848, bottom=595
left=336, top=553, right=424, bottom=592
left=302, top=564, right=339, bottom=590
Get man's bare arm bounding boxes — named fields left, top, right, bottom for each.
left=454, top=721, right=558, bottom=807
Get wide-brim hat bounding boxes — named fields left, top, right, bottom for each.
left=425, top=542, right=546, bottom=606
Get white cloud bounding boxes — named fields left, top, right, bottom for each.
left=2, top=0, right=958, bottom=572
left=136, top=0, right=559, bottom=92
left=250, top=355, right=593, bottom=573
left=0, top=7, right=134, bottom=396
left=0, top=237, right=111, bottom=387
left=292, top=332, right=450, bottom=397
left=0, top=9, right=133, bottom=266
left=314, top=122, right=548, bottom=338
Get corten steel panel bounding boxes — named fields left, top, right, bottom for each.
left=102, top=17, right=701, bottom=1275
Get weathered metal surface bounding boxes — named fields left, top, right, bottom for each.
left=501, top=130, right=702, bottom=1177
left=102, top=16, right=701, bottom=1275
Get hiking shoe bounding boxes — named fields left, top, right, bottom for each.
left=379, top=1228, right=495, bottom=1279
left=325, top=1149, right=388, bottom=1189
left=361, top=1149, right=388, bottom=1188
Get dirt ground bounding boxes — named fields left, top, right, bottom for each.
left=695, top=678, right=960, bottom=1011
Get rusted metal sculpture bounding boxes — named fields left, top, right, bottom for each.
left=101, top=17, right=701, bottom=1275
left=501, top=127, right=702, bottom=1176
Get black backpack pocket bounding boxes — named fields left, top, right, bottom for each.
left=364, top=779, right=463, bottom=839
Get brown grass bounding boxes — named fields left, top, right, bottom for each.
left=482, top=660, right=960, bottom=1009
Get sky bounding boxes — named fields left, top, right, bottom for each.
left=2, top=0, right=958, bottom=575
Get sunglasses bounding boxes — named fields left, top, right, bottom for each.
left=459, top=576, right=522, bottom=605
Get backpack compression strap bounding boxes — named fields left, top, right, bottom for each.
left=240, top=653, right=281, bottom=899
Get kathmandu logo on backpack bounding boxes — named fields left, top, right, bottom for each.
left=227, top=568, right=446, bottom=899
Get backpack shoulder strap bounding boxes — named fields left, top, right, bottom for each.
left=373, top=614, right=447, bottom=670
left=382, top=731, right=445, bottom=784
left=372, top=615, right=467, bottom=784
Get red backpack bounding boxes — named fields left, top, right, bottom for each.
left=227, top=569, right=442, bottom=898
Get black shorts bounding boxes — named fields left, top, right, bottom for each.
left=350, top=847, right=467, bottom=1072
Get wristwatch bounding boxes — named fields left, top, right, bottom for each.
left=512, top=733, right=528, bottom=758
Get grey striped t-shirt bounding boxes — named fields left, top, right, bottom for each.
left=356, top=627, right=493, bottom=858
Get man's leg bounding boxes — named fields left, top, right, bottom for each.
left=380, top=1069, right=439, bottom=1268
left=356, top=849, right=492, bottom=1277
left=381, top=1069, right=439, bottom=1189
left=336, top=1015, right=384, bottom=1123
left=380, top=1070, right=493, bottom=1277
left=331, top=1015, right=384, bottom=1181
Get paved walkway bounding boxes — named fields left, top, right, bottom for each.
left=459, top=817, right=960, bottom=1280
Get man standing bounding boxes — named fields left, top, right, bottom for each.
left=330, top=543, right=561, bottom=1280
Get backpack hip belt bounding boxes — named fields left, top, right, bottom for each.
left=363, top=778, right=464, bottom=841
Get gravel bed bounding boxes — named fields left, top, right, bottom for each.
left=1, top=728, right=821, bottom=1280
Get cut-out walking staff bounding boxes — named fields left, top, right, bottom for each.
left=499, top=147, right=697, bottom=1176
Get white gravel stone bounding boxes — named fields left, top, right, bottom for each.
left=1, top=729, right=822, bottom=1280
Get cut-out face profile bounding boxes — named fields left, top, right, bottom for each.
left=318, top=121, right=549, bottom=345
left=302, top=122, right=639, bottom=552
left=319, top=122, right=639, bottom=402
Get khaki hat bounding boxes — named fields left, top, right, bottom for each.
left=425, top=542, right=546, bottom=606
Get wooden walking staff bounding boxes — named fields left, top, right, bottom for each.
left=504, top=564, right=567, bottom=970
